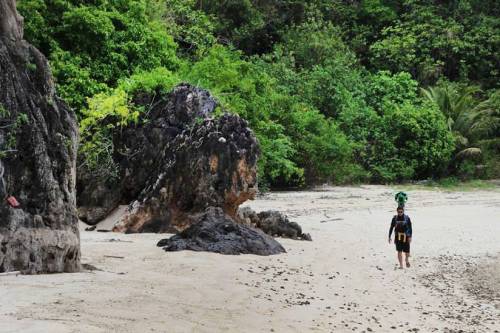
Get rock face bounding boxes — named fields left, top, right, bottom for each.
left=0, top=1, right=80, bottom=273
left=236, top=206, right=260, bottom=226
left=238, top=208, right=312, bottom=241
left=0, top=0, right=23, bottom=40
left=157, top=207, right=285, bottom=255
left=77, top=84, right=259, bottom=233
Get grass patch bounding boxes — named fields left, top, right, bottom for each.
left=398, top=177, right=499, bottom=192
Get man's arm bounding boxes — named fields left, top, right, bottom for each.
left=388, top=217, right=395, bottom=242
left=406, top=217, right=412, bottom=243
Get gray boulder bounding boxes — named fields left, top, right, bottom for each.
left=238, top=208, right=312, bottom=241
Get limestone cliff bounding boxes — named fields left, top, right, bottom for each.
left=0, top=0, right=80, bottom=273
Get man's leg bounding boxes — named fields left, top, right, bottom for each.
left=397, top=251, right=403, bottom=269
left=405, top=242, right=411, bottom=267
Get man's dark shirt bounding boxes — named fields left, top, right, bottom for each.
left=389, top=214, right=412, bottom=239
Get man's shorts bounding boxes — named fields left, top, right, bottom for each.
left=395, top=241, right=410, bottom=253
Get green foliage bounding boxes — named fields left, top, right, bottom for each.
left=182, top=45, right=353, bottom=185
left=0, top=104, right=8, bottom=117
left=421, top=83, right=480, bottom=138
left=119, top=67, right=181, bottom=94
left=26, top=62, right=37, bottom=72
left=198, top=0, right=306, bottom=54
left=18, top=0, right=180, bottom=111
left=257, top=18, right=367, bottom=119
left=79, top=88, right=137, bottom=179
left=279, top=19, right=355, bottom=70
left=255, top=18, right=456, bottom=182
left=147, top=0, right=217, bottom=57
left=472, top=89, right=500, bottom=139
left=298, top=63, right=366, bottom=118
left=365, top=71, right=419, bottom=114
left=381, top=102, right=454, bottom=180
left=369, top=3, right=499, bottom=88
left=283, top=104, right=358, bottom=183
left=79, top=67, right=183, bottom=178
left=80, top=90, right=138, bottom=133
left=50, top=49, right=109, bottom=109
left=422, top=83, right=500, bottom=176
left=456, top=160, right=478, bottom=180
left=337, top=101, right=455, bottom=182
left=20, top=0, right=500, bottom=186
left=0, top=111, right=30, bottom=158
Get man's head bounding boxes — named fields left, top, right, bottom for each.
left=397, top=206, right=404, bottom=216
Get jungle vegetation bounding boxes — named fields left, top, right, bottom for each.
left=18, top=0, right=500, bottom=186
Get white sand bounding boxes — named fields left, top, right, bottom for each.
left=1, top=185, right=499, bottom=333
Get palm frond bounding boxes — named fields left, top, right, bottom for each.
left=470, top=90, right=500, bottom=137
left=422, top=84, right=499, bottom=147
left=477, top=138, right=500, bottom=151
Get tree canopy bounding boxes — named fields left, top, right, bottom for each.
left=18, top=0, right=500, bottom=186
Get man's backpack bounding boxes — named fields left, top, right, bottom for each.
left=395, top=215, right=409, bottom=242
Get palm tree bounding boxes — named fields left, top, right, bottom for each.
left=471, top=89, right=500, bottom=139
left=421, top=84, right=499, bottom=160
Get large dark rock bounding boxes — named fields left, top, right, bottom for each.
left=78, top=84, right=259, bottom=233
left=238, top=208, right=312, bottom=241
left=157, top=207, right=285, bottom=255
left=0, top=1, right=80, bottom=273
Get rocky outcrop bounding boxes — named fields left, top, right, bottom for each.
left=0, top=1, right=80, bottom=273
left=0, top=0, right=23, bottom=41
left=77, top=84, right=259, bottom=233
left=238, top=208, right=312, bottom=241
left=157, top=207, right=285, bottom=255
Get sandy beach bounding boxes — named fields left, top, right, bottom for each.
left=1, top=185, right=499, bottom=333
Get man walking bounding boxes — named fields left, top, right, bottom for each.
left=388, top=206, right=412, bottom=269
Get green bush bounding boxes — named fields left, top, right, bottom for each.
left=119, top=67, right=182, bottom=94
left=365, top=71, right=419, bottom=114
left=382, top=102, right=454, bottom=180
left=338, top=99, right=454, bottom=182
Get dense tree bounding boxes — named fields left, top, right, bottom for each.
left=197, top=0, right=306, bottom=54
left=146, top=0, right=216, bottom=57
left=18, top=0, right=500, bottom=186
